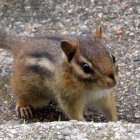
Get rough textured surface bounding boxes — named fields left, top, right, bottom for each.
left=0, top=0, right=139, bottom=125
left=0, top=121, right=140, bottom=140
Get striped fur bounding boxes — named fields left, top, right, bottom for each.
left=0, top=30, right=118, bottom=121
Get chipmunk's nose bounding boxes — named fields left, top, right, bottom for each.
left=107, top=73, right=116, bottom=87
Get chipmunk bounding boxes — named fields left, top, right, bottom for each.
left=0, top=27, right=118, bottom=121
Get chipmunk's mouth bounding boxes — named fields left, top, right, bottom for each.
left=107, top=79, right=116, bottom=88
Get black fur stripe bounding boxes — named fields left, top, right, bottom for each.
left=27, top=65, right=53, bottom=77
left=27, top=52, right=54, bottom=61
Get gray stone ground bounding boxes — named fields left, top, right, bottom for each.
left=0, top=0, right=140, bottom=139
left=0, top=121, right=140, bottom=140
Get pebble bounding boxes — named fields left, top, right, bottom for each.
left=134, top=112, right=140, bottom=119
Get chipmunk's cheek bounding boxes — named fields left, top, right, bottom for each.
left=96, top=80, right=106, bottom=88
left=93, top=78, right=110, bottom=89
left=85, top=80, right=103, bottom=90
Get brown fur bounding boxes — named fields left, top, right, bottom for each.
left=0, top=28, right=119, bottom=121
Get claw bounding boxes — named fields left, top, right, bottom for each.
left=15, top=105, right=33, bottom=119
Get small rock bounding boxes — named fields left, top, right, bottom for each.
left=134, top=112, right=140, bottom=119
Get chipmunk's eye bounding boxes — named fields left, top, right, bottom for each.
left=112, top=54, right=116, bottom=63
left=82, top=63, right=91, bottom=73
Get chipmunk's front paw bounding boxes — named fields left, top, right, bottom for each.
left=15, top=105, right=33, bottom=119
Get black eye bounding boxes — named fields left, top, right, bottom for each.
left=112, top=54, right=116, bottom=63
left=82, top=63, right=91, bottom=73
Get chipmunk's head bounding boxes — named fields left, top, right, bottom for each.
left=61, top=27, right=118, bottom=90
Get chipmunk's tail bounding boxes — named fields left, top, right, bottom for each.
left=0, top=28, right=22, bottom=52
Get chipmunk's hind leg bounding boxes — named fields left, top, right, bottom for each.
left=12, top=73, right=52, bottom=119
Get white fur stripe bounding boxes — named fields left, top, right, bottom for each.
left=25, top=57, right=55, bottom=71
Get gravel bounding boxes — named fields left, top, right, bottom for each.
left=0, top=121, right=140, bottom=140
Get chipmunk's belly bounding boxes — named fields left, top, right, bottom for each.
left=85, top=89, right=113, bottom=104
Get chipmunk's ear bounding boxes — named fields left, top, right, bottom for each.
left=95, top=26, right=103, bottom=39
left=61, top=40, right=78, bottom=62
